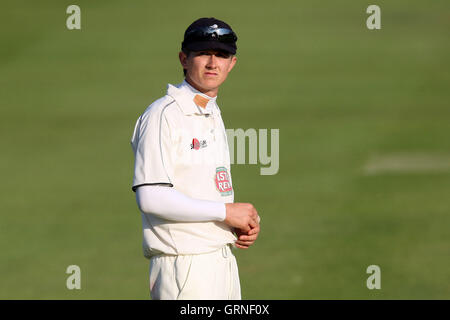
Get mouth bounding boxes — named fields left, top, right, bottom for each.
left=204, top=72, right=218, bottom=76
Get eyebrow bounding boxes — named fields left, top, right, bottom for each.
left=198, top=51, right=231, bottom=57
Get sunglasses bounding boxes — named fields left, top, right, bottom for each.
left=185, top=26, right=237, bottom=43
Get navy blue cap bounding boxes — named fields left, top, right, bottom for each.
left=182, top=17, right=238, bottom=55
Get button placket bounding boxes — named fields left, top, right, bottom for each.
left=208, top=112, right=216, bottom=142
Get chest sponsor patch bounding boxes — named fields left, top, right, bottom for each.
left=191, top=138, right=207, bottom=150
left=215, top=167, right=233, bottom=196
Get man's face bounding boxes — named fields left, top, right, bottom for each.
left=179, top=49, right=237, bottom=96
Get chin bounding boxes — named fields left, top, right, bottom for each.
left=202, top=78, right=222, bottom=87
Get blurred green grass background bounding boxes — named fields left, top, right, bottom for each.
left=0, top=0, right=449, bottom=299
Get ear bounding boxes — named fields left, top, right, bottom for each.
left=227, top=56, right=237, bottom=72
left=179, top=51, right=188, bottom=69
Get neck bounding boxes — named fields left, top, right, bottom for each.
left=185, top=77, right=218, bottom=98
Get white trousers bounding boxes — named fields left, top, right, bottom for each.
left=149, top=244, right=241, bottom=300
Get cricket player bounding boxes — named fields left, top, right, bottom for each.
left=130, top=17, right=261, bottom=300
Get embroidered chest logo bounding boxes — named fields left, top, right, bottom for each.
left=191, top=138, right=207, bottom=150
left=215, top=167, right=233, bottom=196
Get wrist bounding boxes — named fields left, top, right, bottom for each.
left=219, top=203, right=227, bottom=222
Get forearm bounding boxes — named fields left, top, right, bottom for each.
left=135, top=185, right=226, bottom=222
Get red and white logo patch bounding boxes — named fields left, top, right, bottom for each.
left=190, top=138, right=207, bottom=150
left=191, top=138, right=200, bottom=150
left=215, top=167, right=232, bottom=196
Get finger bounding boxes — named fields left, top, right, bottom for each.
left=238, top=229, right=258, bottom=240
left=236, top=239, right=254, bottom=246
left=248, top=225, right=260, bottom=236
left=239, top=233, right=258, bottom=241
left=235, top=237, right=252, bottom=245
left=235, top=243, right=249, bottom=249
left=234, top=242, right=250, bottom=249
left=248, top=218, right=258, bottom=229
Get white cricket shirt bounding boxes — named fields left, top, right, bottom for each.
left=131, top=80, right=237, bottom=258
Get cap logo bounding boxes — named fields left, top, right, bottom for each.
left=210, top=24, right=218, bottom=29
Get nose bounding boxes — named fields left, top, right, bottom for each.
left=206, top=54, right=217, bottom=69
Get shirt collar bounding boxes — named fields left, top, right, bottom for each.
left=166, top=79, right=219, bottom=115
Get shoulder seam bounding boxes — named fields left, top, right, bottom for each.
left=159, top=100, right=176, bottom=184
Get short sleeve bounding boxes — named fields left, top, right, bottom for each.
left=131, top=103, right=174, bottom=192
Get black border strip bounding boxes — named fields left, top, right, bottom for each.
left=0, top=300, right=444, bottom=318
